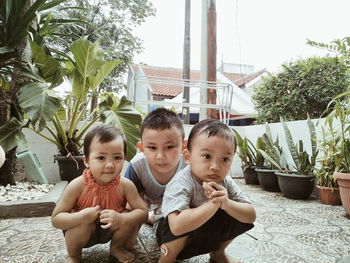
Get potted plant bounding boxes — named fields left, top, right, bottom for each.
left=314, top=115, right=341, bottom=205
left=272, top=117, right=318, bottom=200
left=256, top=125, right=285, bottom=192
left=17, top=38, right=142, bottom=182
left=233, top=130, right=265, bottom=185
left=330, top=98, right=350, bottom=217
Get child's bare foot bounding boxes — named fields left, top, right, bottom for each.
left=67, top=256, right=81, bottom=263
left=210, top=251, right=241, bottom=263
left=110, top=245, right=135, bottom=263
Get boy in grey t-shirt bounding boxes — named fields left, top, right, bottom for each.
left=156, top=119, right=256, bottom=263
left=124, top=108, right=187, bottom=224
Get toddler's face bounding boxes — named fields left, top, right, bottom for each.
left=184, top=134, right=235, bottom=183
left=139, top=127, right=184, bottom=178
left=84, top=136, right=125, bottom=185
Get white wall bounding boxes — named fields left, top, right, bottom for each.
left=19, top=119, right=325, bottom=183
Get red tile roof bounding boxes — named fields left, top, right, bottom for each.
left=133, top=64, right=267, bottom=97
left=135, top=65, right=200, bottom=97
left=223, top=69, right=267, bottom=87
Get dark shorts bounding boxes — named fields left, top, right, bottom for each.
left=156, top=209, right=254, bottom=260
left=63, top=221, right=112, bottom=248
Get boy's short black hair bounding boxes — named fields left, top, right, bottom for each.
left=84, top=124, right=127, bottom=157
left=140, top=108, right=185, bottom=139
left=187, top=119, right=236, bottom=151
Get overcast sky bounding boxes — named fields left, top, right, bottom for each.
left=133, top=0, right=350, bottom=73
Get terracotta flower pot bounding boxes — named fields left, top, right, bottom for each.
left=334, top=172, right=350, bottom=218
left=316, top=185, right=342, bottom=205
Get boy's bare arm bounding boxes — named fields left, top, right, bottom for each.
left=51, top=178, right=100, bottom=230
left=167, top=200, right=220, bottom=236
left=207, top=182, right=256, bottom=223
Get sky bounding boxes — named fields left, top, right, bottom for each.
left=133, top=0, right=350, bottom=74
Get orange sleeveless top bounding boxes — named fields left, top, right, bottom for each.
left=73, top=169, right=126, bottom=212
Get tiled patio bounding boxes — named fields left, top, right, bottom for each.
left=0, top=179, right=349, bottom=263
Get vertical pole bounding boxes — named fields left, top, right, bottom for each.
left=182, top=0, right=191, bottom=124
left=207, top=0, right=217, bottom=119
left=200, top=0, right=208, bottom=121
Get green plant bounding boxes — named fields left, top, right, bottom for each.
left=233, top=129, right=265, bottom=170
left=323, top=98, right=350, bottom=173
left=314, top=120, right=340, bottom=187
left=252, top=57, right=349, bottom=123
left=0, top=0, right=83, bottom=185
left=258, top=125, right=288, bottom=171
left=281, top=117, right=318, bottom=175
left=14, top=37, right=140, bottom=161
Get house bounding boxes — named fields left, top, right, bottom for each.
left=218, top=62, right=269, bottom=96
left=127, top=63, right=267, bottom=125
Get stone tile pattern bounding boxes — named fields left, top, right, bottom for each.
left=0, top=179, right=349, bottom=263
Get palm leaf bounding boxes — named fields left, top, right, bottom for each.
left=100, top=96, right=142, bottom=161
left=18, top=82, right=61, bottom=131
left=0, top=117, right=26, bottom=151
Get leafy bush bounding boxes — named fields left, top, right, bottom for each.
left=252, top=56, right=349, bottom=123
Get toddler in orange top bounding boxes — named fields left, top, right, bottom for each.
left=51, top=124, right=148, bottom=263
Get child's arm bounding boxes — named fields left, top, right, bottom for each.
left=99, top=178, right=148, bottom=230
left=51, top=177, right=101, bottom=230
left=206, top=182, right=256, bottom=223
left=167, top=199, right=221, bottom=236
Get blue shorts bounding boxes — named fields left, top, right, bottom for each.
left=156, top=209, right=254, bottom=260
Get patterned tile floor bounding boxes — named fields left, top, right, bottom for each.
left=0, top=179, right=349, bottom=263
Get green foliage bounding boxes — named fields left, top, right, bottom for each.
left=1, top=37, right=142, bottom=161
left=307, top=37, right=350, bottom=66
left=324, top=99, right=350, bottom=173
left=52, top=0, right=155, bottom=92
left=233, top=129, right=266, bottom=170
left=258, top=125, right=287, bottom=171
left=281, top=117, right=318, bottom=175
left=315, top=119, right=340, bottom=187
left=252, top=57, right=349, bottom=123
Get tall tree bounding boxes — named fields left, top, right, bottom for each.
left=53, top=0, right=155, bottom=94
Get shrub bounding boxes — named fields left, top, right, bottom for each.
left=252, top=56, right=349, bottom=123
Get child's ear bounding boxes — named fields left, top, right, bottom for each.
left=182, top=140, right=188, bottom=151
left=137, top=141, right=144, bottom=152
left=183, top=149, right=191, bottom=165
left=83, top=155, right=89, bottom=168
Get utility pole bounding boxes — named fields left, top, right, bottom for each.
left=182, top=0, right=191, bottom=124
left=200, top=0, right=208, bottom=121
left=207, top=0, right=217, bottom=119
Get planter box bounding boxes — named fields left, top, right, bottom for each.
left=0, top=181, right=67, bottom=218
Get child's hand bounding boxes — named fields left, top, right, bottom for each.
left=203, top=182, right=216, bottom=199
left=205, top=182, right=229, bottom=210
left=99, top=209, right=121, bottom=230
left=80, top=205, right=101, bottom=223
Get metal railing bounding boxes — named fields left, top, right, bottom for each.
left=128, top=74, right=234, bottom=124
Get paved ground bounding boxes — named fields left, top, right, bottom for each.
left=0, top=179, right=349, bottom=263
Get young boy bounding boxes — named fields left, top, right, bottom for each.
left=156, top=119, right=256, bottom=263
left=51, top=124, right=148, bottom=263
left=124, top=108, right=187, bottom=224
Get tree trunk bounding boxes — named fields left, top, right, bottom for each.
left=0, top=20, right=28, bottom=186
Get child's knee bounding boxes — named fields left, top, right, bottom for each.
left=159, top=236, right=188, bottom=260
left=65, top=222, right=95, bottom=240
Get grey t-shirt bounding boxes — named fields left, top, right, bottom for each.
left=124, top=152, right=186, bottom=221
left=161, top=165, right=252, bottom=218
